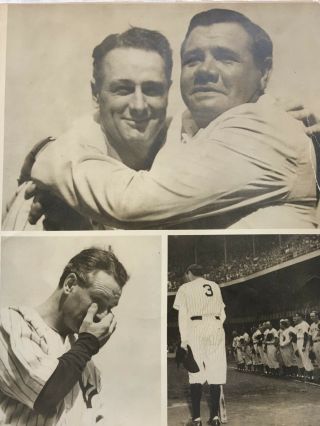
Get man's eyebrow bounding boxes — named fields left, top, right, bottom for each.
left=182, top=47, right=203, bottom=58
left=213, top=46, right=241, bottom=60
left=109, top=79, right=165, bottom=87
left=109, top=79, right=134, bottom=87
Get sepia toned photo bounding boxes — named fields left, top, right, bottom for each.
left=1, top=2, right=320, bottom=230
left=1, top=2, right=320, bottom=426
left=0, top=235, right=162, bottom=426
left=168, top=234, right=320, bottom=425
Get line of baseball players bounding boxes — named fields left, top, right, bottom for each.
left=231, top=311, right=320, bottom=381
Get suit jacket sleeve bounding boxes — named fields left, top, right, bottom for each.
left=31, top=100, right=315, bottom=226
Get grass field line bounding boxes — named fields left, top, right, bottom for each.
left=168, top=402, right=189, bottom=409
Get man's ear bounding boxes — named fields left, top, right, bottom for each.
left=63, top=273, right=78, bottom=295
left=260, top=57, right=273, bottom=92
left=91, top=79, right=100, bottom=104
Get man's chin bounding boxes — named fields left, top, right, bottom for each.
left=191, top=106, right=225, bottom=127
left=122, top=129, right=159, bottom=146
left=125, top=138, right=156, bottom=150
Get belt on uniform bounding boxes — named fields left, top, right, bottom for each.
left=190, top=315, right=220, bottom=321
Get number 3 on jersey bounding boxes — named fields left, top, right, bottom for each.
left=203, top=283, right=213, bottom=297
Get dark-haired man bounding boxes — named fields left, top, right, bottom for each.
left=3, top=27, right=172, bottom=230
left=173, top=264, right=226, bottom=426
left=263, top=321, right=280, bottom=376
left=279, top=319, right=298, bottom=377
left=293, top=312, right=314, bottom=380
left=29, top=8, right=319, bottom=229
left=0, top=248, right=128, bottom=425
left=310, top=311, right=320, bottom=368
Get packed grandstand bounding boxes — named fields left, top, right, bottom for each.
left=168, top=235, right=320, bottom=291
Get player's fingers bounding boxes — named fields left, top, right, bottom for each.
left=288, top=109, right=317, bottom=126
left=95, top=309, right=109, bottom=321
left=28, top=200, right=46, bottom=225
left=83, top=303, right=99, bottom=323
left=100, top=312, right=115, bottom=329
left=108, top=316, right=117, bottom=335
left=24, top=181, right=37, bottom=199
left=287, top=109, right=309, bottom=121
left=305, top=123, right=320, bottom=137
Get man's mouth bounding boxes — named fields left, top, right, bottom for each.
left=123, top=117, right=150, bottom=124
left=191, top=86, right=224, bottom=95
left=123, top=118, right=151, bottom=131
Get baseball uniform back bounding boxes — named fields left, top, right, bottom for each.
left=174, top=277, right=226, bottom=385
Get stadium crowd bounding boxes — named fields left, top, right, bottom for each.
left=168, top=235, right=320, bottom=291
left=231, top=312, right=320, bottom=382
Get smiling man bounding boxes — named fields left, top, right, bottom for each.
left=0, top=247, right=128, bottom=425
left=90, top=29, right=171, bottom=172
left=3, top=27, right=172, bottom=230
left=28, top=8, right=318, bottom=229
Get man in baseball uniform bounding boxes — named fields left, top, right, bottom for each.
left=232, top=331, right=244, bottom=371
left=174, top=264, right=226, bottom=426
left=293, top=313, right=314, bottom=381
left=309, top=311, right=320, bottom=371
left=242, top=330, right=253, bottom=372
left=263, top=321, right=280, bottom=376
left=279, top=319, right=298, bottom=377
left=238, top=334, right=246, bottom=372
left=251, top=325, right=263, bottom=373
left=0, top=247, right=128, bottom=425
left=256, top=323, right=268, bottom=374
left=286, top=319, right=304, bottom=379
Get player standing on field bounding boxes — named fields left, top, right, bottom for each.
left=263, top=322, right=280, bottom=376
left=293, top=313, right=314, bottom=381
left=310, top=311, right=320, bottom=373
left=173, top=264, right=226, bottom=426
left=279, top=319, right=298, bottom=377
left=252, top=325, right=263, bottom=373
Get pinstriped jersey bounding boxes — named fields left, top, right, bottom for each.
left=0, top=306, right=101, bottom=425
left=173, top=277, right=225, bottom=318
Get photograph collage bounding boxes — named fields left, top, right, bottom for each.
left=0, top=2, right=320, bottom=426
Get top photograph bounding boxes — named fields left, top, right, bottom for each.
left=2, top=2, right=320, bottom=230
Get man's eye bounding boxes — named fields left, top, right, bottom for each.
left=219, top=57, right=235, bottom=64
left=182, top=56, right=201, bottom=67
left=142, top=83, right=165, bottom=97
left=113, top=87, right=133, bottom=95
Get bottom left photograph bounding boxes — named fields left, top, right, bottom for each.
left=0, top=235, right=162, bottom=426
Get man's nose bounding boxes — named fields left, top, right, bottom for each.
left=195, top=55, right=219, bottom=83
left=129, top=87, right=148, bottom=115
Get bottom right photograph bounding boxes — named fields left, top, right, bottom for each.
left=167, top=234, right=320, bottom=426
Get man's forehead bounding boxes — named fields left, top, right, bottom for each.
left=100, top=47, right=167, bottom=82
left=88, top=270, right=121, bottom=296
left=183, top=22, right=253, bottom=54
